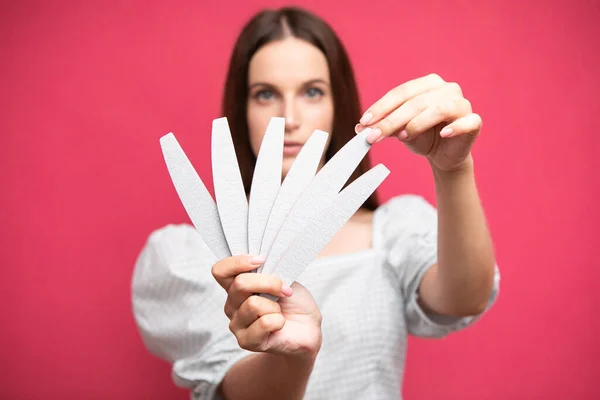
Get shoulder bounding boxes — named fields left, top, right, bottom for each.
left=373, top=194, right=437, bottom=238
left=375, top=194, right=436, bottom=216
left=147, top=222, right=200, bottom=244
left=137, top=223, right=218, bottom=270
left=371, top=194, right=438, bottom=253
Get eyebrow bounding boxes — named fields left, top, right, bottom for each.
left=248, top=79, right=331, bottom=90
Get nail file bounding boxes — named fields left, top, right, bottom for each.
left=257, top=130, right=329, bottom=272
left=260, top=128, right=373, bottom=275
left=159, top=133, right=231, bottom=260
left=159, top=119, right=389, bottom=298
left=212, top=117, right=249, bottom=255
left=248, top=117, right=284, bottom=257
left=262, top=163, right=390, bottom=301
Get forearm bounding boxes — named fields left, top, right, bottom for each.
left=218, top=351, right=318, bottom=400
left=422, top=155, right=496, bottom=316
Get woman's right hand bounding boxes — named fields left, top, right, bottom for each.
left=212, top=255, right=322, bottom=358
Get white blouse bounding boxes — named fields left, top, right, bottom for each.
left=132, top=194, right=501, bottom=399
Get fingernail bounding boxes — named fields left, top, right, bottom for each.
left=250, top=256, right=265, bottom=265
left=440, top=126, right=453, bottom=137
left=281, top=283, right=293, bottom=297
left=360, top=112, right=373, bottom=125
left=355, top=123, right=365, bottom=134
left=366, top=128, right=382, bottom=144
left=398, top=130, right=409, bottom=141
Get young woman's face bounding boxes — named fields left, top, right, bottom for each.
left=247, top=37, right=334, bottom=178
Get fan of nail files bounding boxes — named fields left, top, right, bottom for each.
left=159, top=117, right=389, bottom=300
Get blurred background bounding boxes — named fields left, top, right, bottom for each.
left=1, top=0, right=599, bottom=398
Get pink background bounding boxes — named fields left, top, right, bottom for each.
left=2, top=0, right=599, bottom=398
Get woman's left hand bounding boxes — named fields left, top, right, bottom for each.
left=355, top=73, right=481, bottom=172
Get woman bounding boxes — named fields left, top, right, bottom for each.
left=132, top=6, right=500, bottom=400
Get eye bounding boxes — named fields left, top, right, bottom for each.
left=305, top=87, right=324, bottom=98
left=255, top=90, right=275, bottom=101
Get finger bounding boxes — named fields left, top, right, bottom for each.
left=230, top=295, right=282, bottom=331
left=357, top=73, right=446, bottom=128
left=403, top=98, right=472, bottom=140
left=227, top=273, right=291, bottom=312
left=212, top=255, right=266, bottom=291
left=366, top=83, right=462, bottom=143
left=235, top=313, right=286, bottom=352
left=439, top=113, right=483, bottom=138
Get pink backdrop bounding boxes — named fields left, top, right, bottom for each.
left=2, top=0, right=599, bottom=398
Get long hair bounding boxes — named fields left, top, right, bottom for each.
left=221, top=6, right=379, bottom=210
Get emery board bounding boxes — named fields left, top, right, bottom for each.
left=248, top=117, right=284, bottom=257
left=211, top=117, right=249, bottom=256
left=159, top=117, right=389, bottom=298
left=260, top=128, right=374, bottom=276
left=257, top=129, right=329, bottom=272
left=159, top=133, right=231, bottom=261
left=262, top=163, right=390, bottom=301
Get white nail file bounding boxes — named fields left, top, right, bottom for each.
left=262, top=163, right=390, bottom=301
left=212, top=118, right=249, bottom=255
left=257, top=129, right=329, bottom=272
left=260, top=128, right=373, bottom=275
left=248, top=117, right=284, bottom=257
left=159, top=133, right=231, bottom=260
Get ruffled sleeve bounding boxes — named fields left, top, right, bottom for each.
left=373, top=194, right=500, bottom=338
left=131, top=224, right=252, bottom=399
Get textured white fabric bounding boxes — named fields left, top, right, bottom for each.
left=131, top=194, right=501, bottom=400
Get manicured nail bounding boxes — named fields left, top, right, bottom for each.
left=281, top=284, right=293, bottom=297
left=440, top=126, right=453, bottom=137
left=250, top=256, right=266, bottom=265
left=398, top=130, right=409, bottom=141
left=360, top=112, right=373, bottom=125
left=355, top=123, right=364, bottom=134
left=366, top=128, right=382, bottom=144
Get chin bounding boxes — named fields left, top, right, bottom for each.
left=281, top=158, right=295, bottom=180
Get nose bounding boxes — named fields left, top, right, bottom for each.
left=282, top=98, right=301, bottom=133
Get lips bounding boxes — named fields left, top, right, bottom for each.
left=284, top=140, right=303, bottom=146
left=283, top=141, right=303, bottom=156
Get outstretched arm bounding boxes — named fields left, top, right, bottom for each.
left=419, top=156, right=495, bottom=316
left=355, top=73, right=496, bottom=317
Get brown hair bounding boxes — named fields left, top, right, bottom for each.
left=221, top=6, right=379, bottom=210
